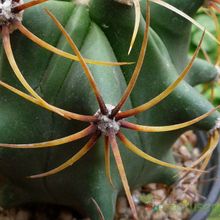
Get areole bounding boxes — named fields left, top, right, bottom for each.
left=94, top=104, right=121, bottom=136
left=0, top=0, right=23, bottom=30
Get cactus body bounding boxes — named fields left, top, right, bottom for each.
left=0, top=0, right=219, bottom=219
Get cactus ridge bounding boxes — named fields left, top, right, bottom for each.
left=0, top=0, right=131, bottom=118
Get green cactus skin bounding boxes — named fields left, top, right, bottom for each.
left=140, top=0, right=218, bottom=86
left=0, top=0, right=219, bottom=219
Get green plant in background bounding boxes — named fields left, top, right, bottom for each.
left=190, top=1, right=220, bottom=106
left=208, top=203, right=220, bottom=220
left=0, top=0, right=219, bottom=219
left=191, top=13, right=218, bottom=60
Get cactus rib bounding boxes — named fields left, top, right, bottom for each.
left=116, top=31, right=205, bottom=119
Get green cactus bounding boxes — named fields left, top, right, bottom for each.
left=0, top=0, right=219, bottom=219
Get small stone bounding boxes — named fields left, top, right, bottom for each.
left=187, top=172, right=196, bottom=179
left=179, top=145, right=191, bottom=160
left=168, top=209, right=182, bottom=220
left=192, top=148, right=200, bottom=158
left=173, top=139, right=182, bottom=150
left=151, top=210, right=167, bottom=220
left=184, top=160, right=193, bottom=167
left=185, top=131, right=197, bottom=146
left=151, top=189, right=166, bottom=200
left=152, top=199, right=162, bottom=206
left=116, top=196, right=128, bottom=215
left=137, top=206, right=149, bottom=219
left=15, top=210, right=31, bottom=220
left=132, top=190, right=141, bottom=204
left=185, top=184, right=197, bottom=192
left=175, top=189, right=187, bottom=201
left=180, top=134, right=189, bottom=146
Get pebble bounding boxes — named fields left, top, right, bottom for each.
left=168, top=209, right=183, bottom=220
left=184, top=160, right=193, bottom=167
left=15, top=210, right=31, bottom=220
left=179, top=145, right=192, bottom=160
left=116, top=197, right=128, bottom=215
left=151, top=189, right=166, bottom=200
left=151, top=210, right=167, bottom=220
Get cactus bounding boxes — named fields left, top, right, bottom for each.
left=0, top=0, right=219, bottom=219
